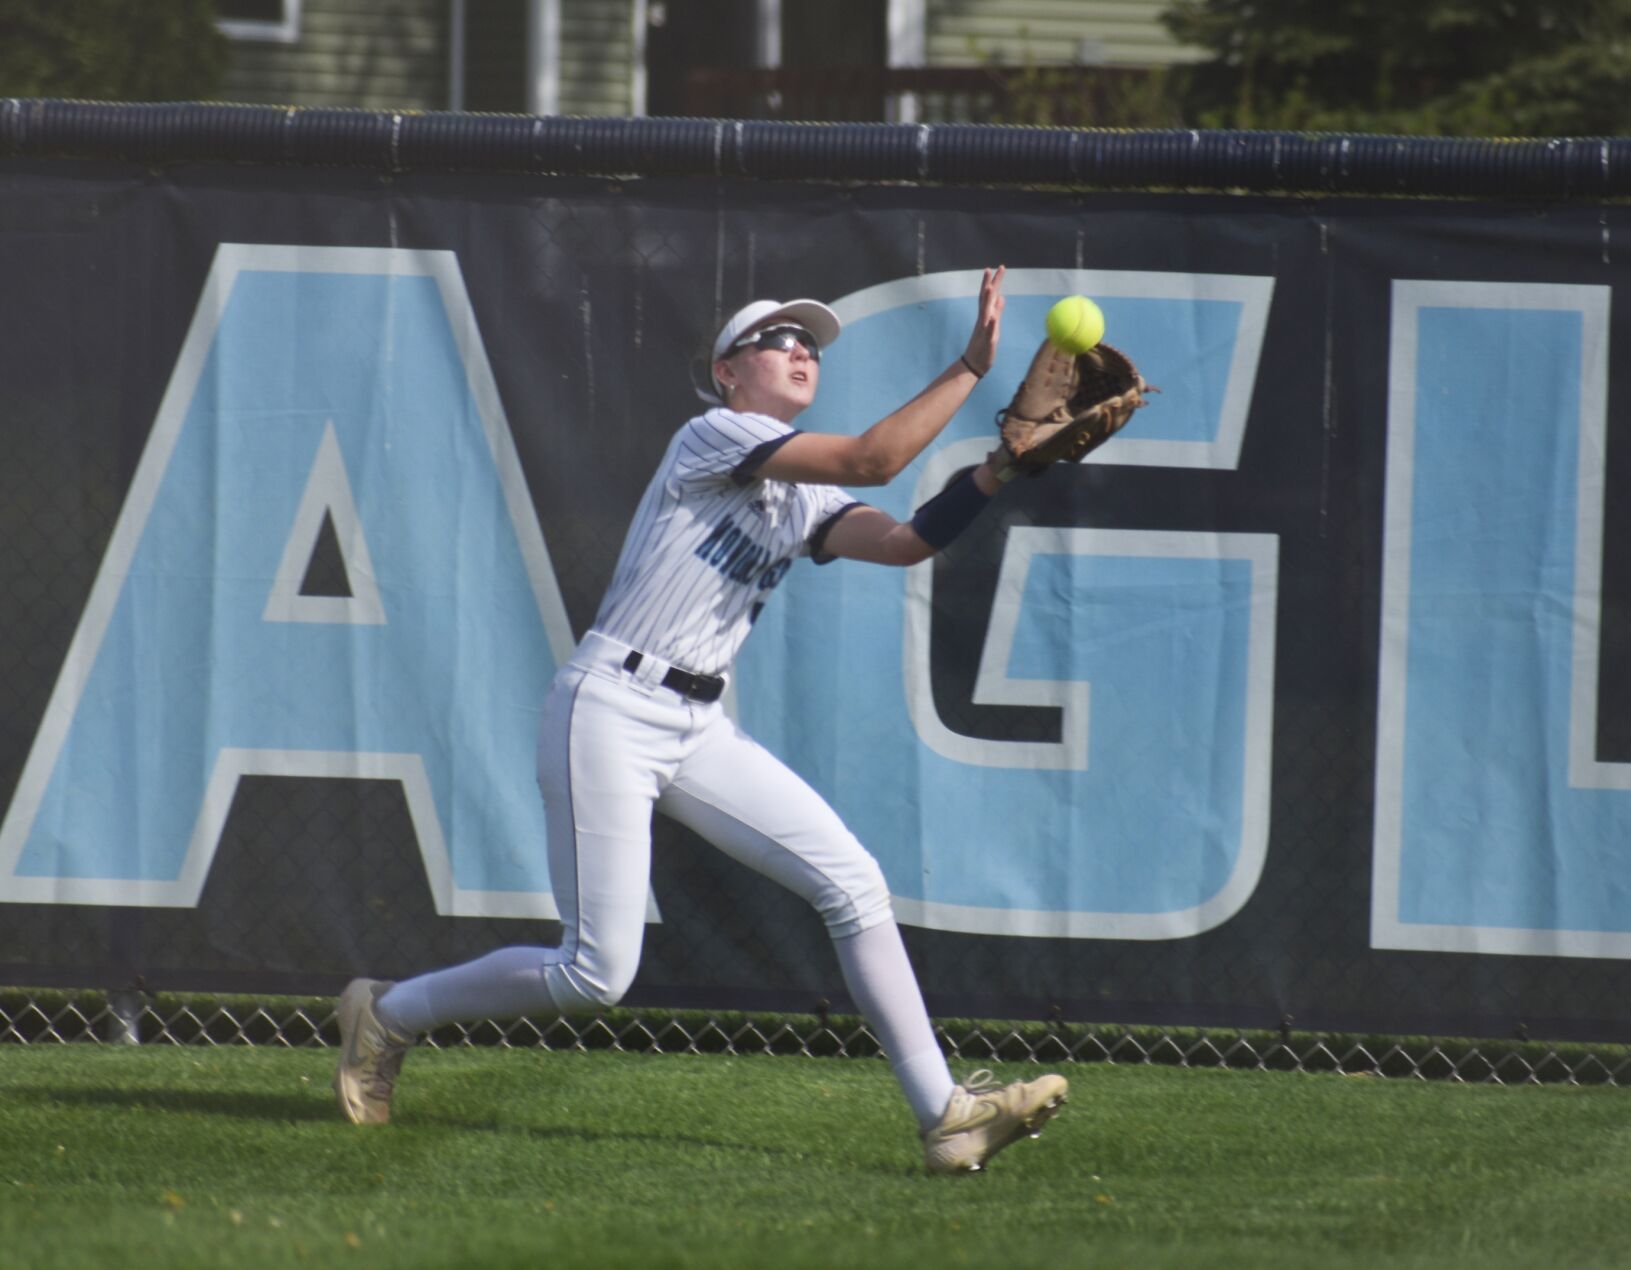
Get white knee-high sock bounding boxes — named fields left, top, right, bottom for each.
left=375, top=947, right=560, bottom=1037
left=832, top=920, right=956, bottom=1131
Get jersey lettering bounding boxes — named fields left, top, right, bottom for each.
left=757, top=559, right=793, bottom=590
left=694, top=514, right=789, bottom=589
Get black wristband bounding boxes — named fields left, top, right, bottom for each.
left=960, top=354, right=985, bottom=379
left=910, top=469, right=992, bottom=550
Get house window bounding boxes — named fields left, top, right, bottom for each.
left=645, top=0, right=759, bottom=116
left=216, top=0, right=302, bottom=44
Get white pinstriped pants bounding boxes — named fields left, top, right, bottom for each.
left=376, top=629, right=954, bottom=1126
left=536, top=631, right=895, bottom=1012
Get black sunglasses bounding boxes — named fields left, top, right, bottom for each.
left=729, top=324, right=821, bottom=361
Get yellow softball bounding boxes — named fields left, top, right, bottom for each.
left=1045, top=295, right=1105, bottom=355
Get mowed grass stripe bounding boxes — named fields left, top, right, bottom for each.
left=2, top=1046, right=1630, bottom=1269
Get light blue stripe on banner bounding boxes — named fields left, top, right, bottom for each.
left=1396, top=304, right=1631, bottom=933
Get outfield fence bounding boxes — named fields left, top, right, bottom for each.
left=4, top=103, right=1631, bottom=1076
left=4, top=990, right=1630, bottom=1089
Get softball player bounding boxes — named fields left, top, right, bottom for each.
left=335, top=266, right=1068, bottom=1173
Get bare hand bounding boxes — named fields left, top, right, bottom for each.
left=962, top=265, right=1005, bottom=377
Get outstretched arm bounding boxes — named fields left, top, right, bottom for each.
left=819, top=505, right=937, bottom=566
left=756, top=267, right=1006, bottom=487
left=818, top=454, right=1005, bottom=566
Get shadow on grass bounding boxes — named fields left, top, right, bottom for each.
left=4, top=1084, right=833, bottom=1163
left=409, top=1110, right=811, bottom=1161
left=5, top=1083, right=331, bottom=1121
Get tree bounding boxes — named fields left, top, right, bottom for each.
left=0, top=0, right=227, bottom=101
left=1163, top=0, right=1631, bottom=135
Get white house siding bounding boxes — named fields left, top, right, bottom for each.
left=560, top=0, right=638, bottom=116
left=926, top=0, right=1207, bottom=68
left=220, top=0, right=448, bottom=110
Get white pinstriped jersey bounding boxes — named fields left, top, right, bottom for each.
left=591, top=408, right=859, bottom=677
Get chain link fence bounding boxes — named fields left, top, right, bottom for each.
left=5, top=989, right=1629, bottom=1087
left=5, top=109, right=1631, bottom=1089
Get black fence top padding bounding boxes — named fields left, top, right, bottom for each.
left=2, top=98, right=1629, bottom=201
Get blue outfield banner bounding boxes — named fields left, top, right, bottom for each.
left=0, top=163, right=1628, bottom=1041
left=1375, top=284, right=1631, bottom=956
left=3, top=250, right=575, bottom=917
left=736, top=271, right=1279, bottom=941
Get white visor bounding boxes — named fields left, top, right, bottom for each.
left=699, top=298, right=841, bottom=404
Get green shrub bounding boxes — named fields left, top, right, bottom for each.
left=0, top=0, right=228, bottom=101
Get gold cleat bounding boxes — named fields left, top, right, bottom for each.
left=922, top=1069, right=1069, bottom=1174
left=333, top=978, right=411, bottom=1125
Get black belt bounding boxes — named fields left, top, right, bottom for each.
left=623, top=651, right=725, bottom=703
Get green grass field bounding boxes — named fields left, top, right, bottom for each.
left=3, top=1045, right=1630, bottom=1269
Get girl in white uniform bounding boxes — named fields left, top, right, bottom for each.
left=335, top=267, right=1068, bottom=1173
